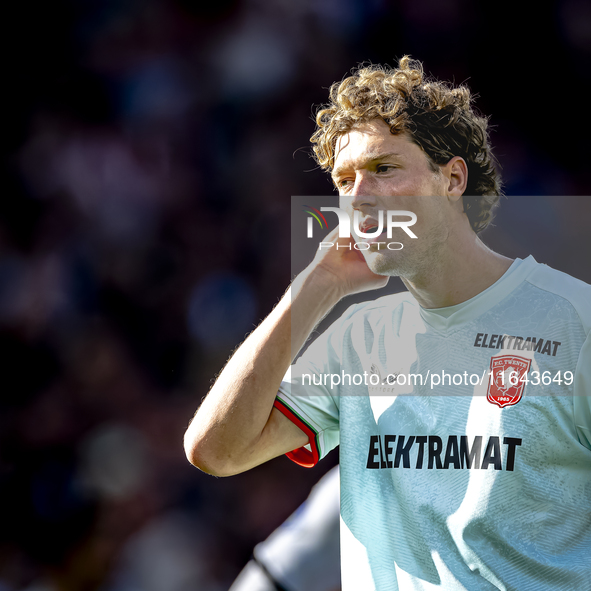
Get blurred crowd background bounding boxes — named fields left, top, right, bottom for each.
left=2, top=0, right=591, bottom=589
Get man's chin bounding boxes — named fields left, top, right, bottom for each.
left=363, top=251, right=403, bottom=277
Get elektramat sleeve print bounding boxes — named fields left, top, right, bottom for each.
left=274, top=256, right=591, bottom=591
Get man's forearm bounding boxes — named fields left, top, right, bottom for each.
left=183, top=267, right=342, bottom=476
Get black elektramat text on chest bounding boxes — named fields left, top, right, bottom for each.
left=474, top=333, right=561, bottom=357
left=366, top=434, right=522, bottom=471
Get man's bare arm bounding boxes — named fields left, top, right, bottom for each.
left=183, top=270, right=340, bottom=476
left=184, top=229, right=388, bottom=477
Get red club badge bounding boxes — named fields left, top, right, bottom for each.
left=487, top=355, right=532, bottom=408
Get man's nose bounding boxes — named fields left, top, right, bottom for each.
left=350, top=173, right=378, bottom=208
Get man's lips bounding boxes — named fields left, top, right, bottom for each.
left=359, top=219, right=381, bottom=233
left=356, top=221, right=388, bottom=244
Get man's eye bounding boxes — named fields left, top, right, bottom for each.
left=376, top=164, right=394, bottom=173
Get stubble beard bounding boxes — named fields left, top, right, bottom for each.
left=362, top=221, right=449, bottom=281
left=363, top=245, right=429, bottom=279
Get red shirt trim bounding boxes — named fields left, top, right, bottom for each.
left=273, top=398, right=319, bottom=468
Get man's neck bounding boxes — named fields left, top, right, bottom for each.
left=402, top=234, right=514, bottom=310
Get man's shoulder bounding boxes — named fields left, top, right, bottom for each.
left=525, top=261, right=591, bottom=332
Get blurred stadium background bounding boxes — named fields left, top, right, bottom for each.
left=2, top=1, right=591, bottom=589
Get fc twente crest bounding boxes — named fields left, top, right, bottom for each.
left=487, top=355, right=531, bottom=408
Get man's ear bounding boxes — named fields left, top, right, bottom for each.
left=441, top=156, right=468, bottom=200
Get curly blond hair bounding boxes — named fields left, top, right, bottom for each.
left=310, top=56, right=502, bottom=233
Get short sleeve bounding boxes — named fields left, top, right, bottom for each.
left=274, top=304, right=363, bottom=467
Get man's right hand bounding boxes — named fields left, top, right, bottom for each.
left=310, top=226, right=389, bottom=299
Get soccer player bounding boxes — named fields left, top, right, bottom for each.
left=184, top=57, right=591, bottom=590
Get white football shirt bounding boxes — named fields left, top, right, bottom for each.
left=274, top=256, right=591, bottom=591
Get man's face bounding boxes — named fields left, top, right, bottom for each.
left=331, top=119, right=461, bottom=279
